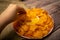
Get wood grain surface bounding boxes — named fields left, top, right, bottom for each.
left=0, top=0, right=60, bottom=40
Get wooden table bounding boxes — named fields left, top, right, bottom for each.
left=0, top=0, right=60, bottom=40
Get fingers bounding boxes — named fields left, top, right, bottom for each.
left=0, top=4, right=26, bottom=33
left=8, top=4, right=26, bottom=16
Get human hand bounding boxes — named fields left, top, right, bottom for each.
left=0, top=4, right=26, bottom=33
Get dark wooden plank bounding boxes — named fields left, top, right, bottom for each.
left=23, top=0, right=60, bottom=7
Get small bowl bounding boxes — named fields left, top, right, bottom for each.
left=13, top=8, right=54, bottom=39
